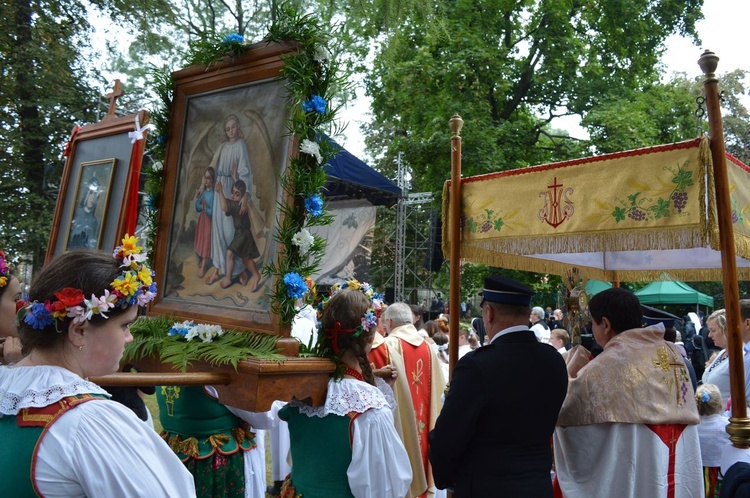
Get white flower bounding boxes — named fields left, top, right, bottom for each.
left=152, top=161, right=163, bottom=172
left=292, top=228, right=315, bottom=256
left=300, top=139, right=323, bottom=164
left=88, top=292, right=116, bottom=318
left=67, top=305, right=89, bottom=324
left=121, top=252, right=148, bottom=268
left=313, top=45, right=330, bottom=63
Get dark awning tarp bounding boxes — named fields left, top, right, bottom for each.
left=322, top=136, right=401, bottom=207
left=634, top=280, right=714, bottom=307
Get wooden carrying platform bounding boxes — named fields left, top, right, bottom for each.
left=90, top=355, right=335, bottom=412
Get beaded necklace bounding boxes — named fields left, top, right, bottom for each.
left=705, top=350, right=728, bottom=374
left=344, top=365, right=364, bottom=382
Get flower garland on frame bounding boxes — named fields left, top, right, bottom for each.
left=263, top=4, right=345, bottom=324
left=141, top=3, right=345, bottom=326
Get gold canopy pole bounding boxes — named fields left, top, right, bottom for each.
left=448, top=114, right=464, bottom=379
left=699, top=50, right=750, bottom=447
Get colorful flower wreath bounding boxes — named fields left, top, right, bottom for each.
left=330, top=279, right=385, bottom=315
left=322, top=279, right=383, bottom=354
left=0, top=250, right=10, bottom=288
left=18, top=235, right=157, bottom=331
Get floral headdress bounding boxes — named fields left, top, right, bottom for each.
left=330, top=279, right=385, bottom=315
left=323, top=280, right=382, bottom=354
left=0, top=250, right=10, bottom=288
left=18, top=235, right=157, bottom=332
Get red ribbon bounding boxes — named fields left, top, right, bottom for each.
left=124, top=138, right=143, bottom=236
left=323, top=321, right=357, bottom=354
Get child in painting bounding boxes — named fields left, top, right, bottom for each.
left=194, top=166, right=215, bottom=278
left=215, top=179, right=262, bottom=291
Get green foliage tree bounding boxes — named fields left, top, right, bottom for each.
left=361, top=0, right=704, bottom=194
left=0, top=0, right=105, bottom=269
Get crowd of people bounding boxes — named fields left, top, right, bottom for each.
left=5, top=240, right=750, bottom=497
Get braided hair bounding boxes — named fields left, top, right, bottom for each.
left=321, top=288, right=376, bottom=386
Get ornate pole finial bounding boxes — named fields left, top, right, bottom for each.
left=449, top=114, right=463, bottom=139
left=698, top=50, right=719, bottom=82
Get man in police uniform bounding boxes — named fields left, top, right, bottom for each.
left=429, top=276, right=568, bottom=497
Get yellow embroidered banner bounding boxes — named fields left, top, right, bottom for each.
left=442, top=137, right=750, bottom=281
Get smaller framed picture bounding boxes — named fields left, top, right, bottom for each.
left=47, top=107, right=151, bottom=261
left=64, top=158, right=116, bottom=250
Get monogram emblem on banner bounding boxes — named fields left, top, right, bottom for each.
left=538, top=176, right=574, bottom=228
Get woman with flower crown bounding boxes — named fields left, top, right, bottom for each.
left=0, top=236, right=196, bottom=497
left=0, top=250, right=23, bottom=364
left=278, top=287, right=412, bottom=498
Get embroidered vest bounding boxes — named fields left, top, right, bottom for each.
left=156, top=385, right=255, bottom=461
left=0, top=393, right=106, bottom=497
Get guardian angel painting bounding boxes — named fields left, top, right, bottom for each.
left=163, top=79, right=291, bottom=314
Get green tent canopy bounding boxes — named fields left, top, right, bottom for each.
left=585, top=279, right=612, bottom=296
left=634, top=280, right=714, bottom=307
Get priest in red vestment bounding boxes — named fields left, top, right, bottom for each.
left=554, top=287, right=703, bottom=498
left=370, top=330, right=429, bottom=498
left=381, top=302, right=446, bottom=498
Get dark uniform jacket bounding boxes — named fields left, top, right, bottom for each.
left=429, top=329, right=568, bottom=497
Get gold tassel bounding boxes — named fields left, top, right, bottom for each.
left=231, top=427, right=245, bottom=444
left=167, top=434, right=182, bottom=453
left=208, top=433, right=230, bottom=449
left=180, top=437, right=200, bottom=457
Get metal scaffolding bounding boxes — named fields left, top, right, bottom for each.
left=390, top=153, right=437, bottom=303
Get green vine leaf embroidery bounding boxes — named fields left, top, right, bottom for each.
left=610, top=160, right=693, bottom=223
left=612, top=206, right=626, bottom=223
left=465, top=208, right=504, bottom=234
left=650, top=197, right=671, bottom=220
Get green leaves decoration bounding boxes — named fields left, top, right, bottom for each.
left=124, top=316, right=284, bottom=371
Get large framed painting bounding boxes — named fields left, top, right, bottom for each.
left=48, top=106, right=151, bottom=260
left=64, top=158, right=116, bottom=250
left=150, top=42, right=296, bottom=332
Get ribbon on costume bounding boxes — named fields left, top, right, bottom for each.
left=124, top=137, right=143, bottom=235
left=128, top=115, right=155, bottom=144
left=323, top=321, right=357, bottom=354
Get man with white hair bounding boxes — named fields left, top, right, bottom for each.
left=530, top=306, right=550, bottom=343
left=383, top=302, right=446, bottom=498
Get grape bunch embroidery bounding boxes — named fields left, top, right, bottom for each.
left=465, top=208, right=504, bottom=234
left=611, top=160, right=693, bottom=223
